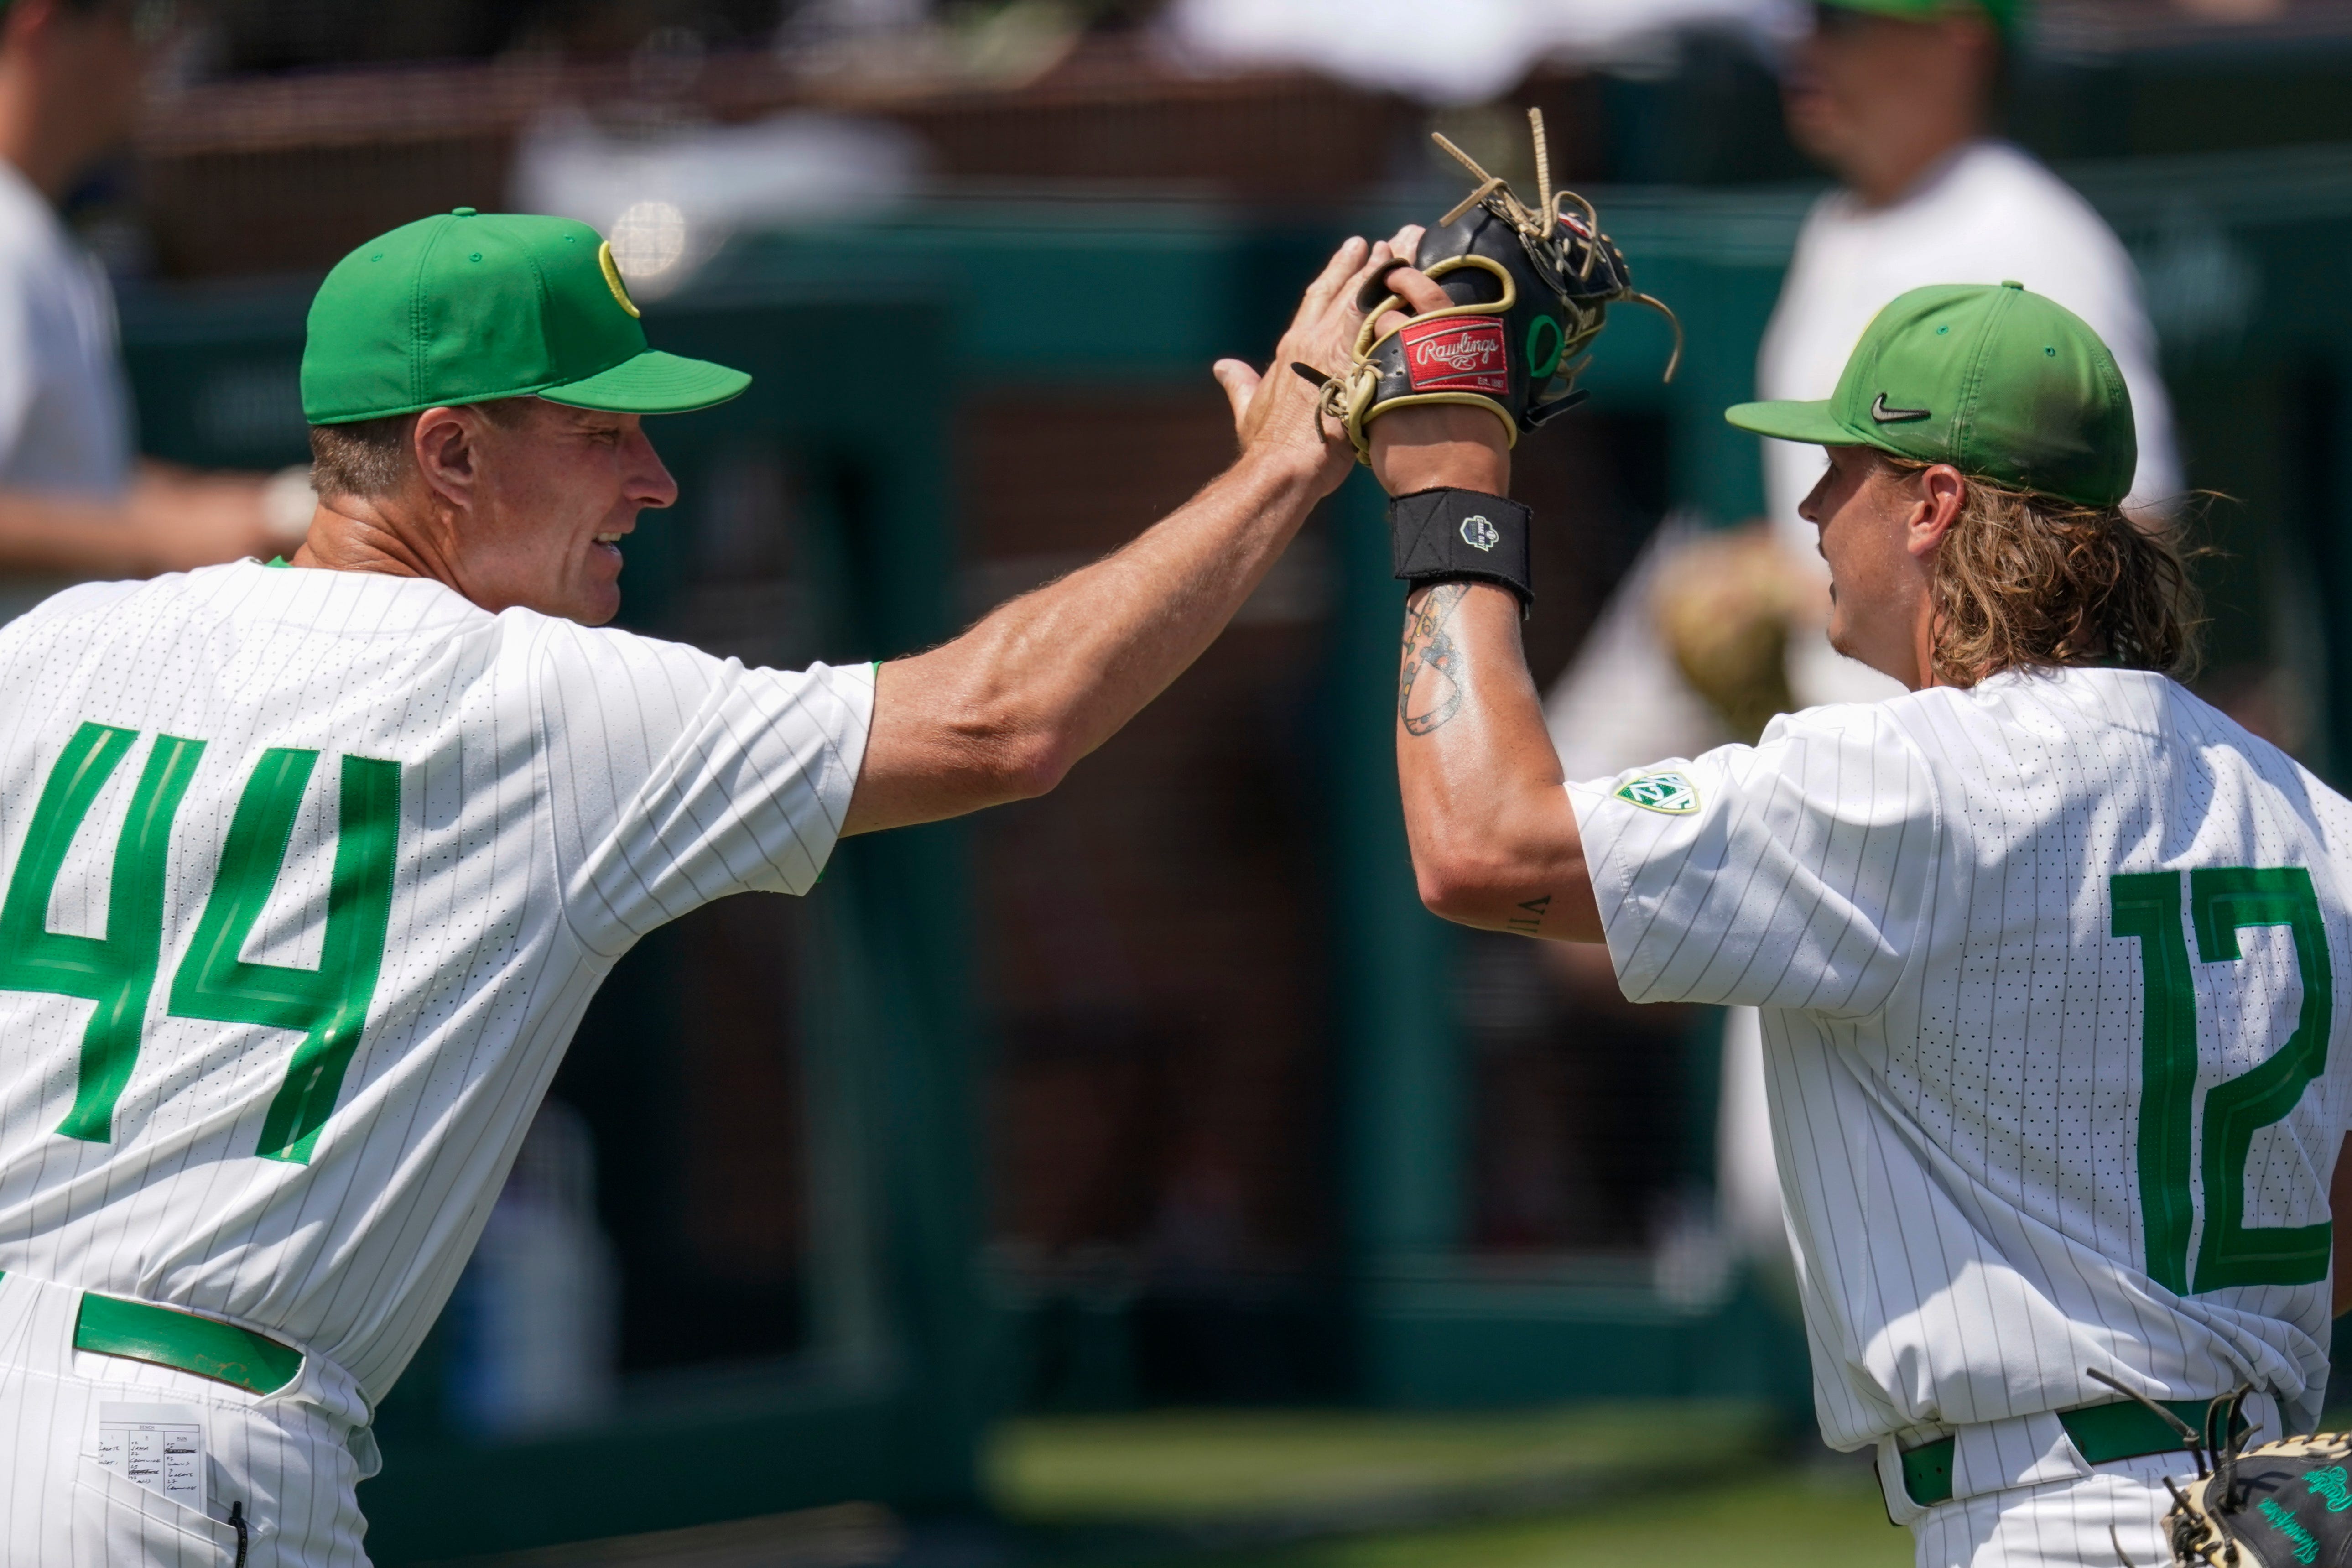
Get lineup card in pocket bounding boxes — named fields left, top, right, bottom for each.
left=96, top=1404, right=206, bottom=1511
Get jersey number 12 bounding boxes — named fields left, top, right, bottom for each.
left=2112, top=867, right=2333, bottom=1296
left=0, top=722, right=400, bottom=1165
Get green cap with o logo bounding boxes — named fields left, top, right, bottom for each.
left=301, top=208, right=750, bottom=425
left=1724, top=281, right=2137, bottom=508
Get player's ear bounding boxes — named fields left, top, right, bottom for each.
left=410, top=406, right=479, bottom=511
left=1907, top=463, right=1966, bottom=559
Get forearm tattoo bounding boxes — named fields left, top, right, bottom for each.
left=1507, top=895, right=1551, bottom=936
left=1398, top=583, right=1470, bottom=736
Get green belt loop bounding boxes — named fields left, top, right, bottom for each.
left=1901, top=1396, right=2247, bottom=1508
left=1902, top=1437, right=1958, bottom=1507
left=74, top=1293, right=302, bottom=1397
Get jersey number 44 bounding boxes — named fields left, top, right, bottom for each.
left=2113, top=868, right=2334, bottom=1297
left=0, top=722, right=399, bottom=1166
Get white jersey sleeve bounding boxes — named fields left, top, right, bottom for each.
left=532, top=619, right=874, bottom=956
left=1567, top=704, right=1939, bottom=1013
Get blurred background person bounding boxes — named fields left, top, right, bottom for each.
left=0, top=0, right=294, bottom=622
left=1540, top=0, right=2181, bottom=1308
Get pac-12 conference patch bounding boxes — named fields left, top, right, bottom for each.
left=1614, top=771, right=1697, bottom=814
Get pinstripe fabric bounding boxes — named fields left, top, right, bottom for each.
left=0, top=1271, right=369, bottom=1566
left=1911, top=1450, right=2181, bottom=1568
left=0, top=561, right=873, bottom=1562
left=1569, top=667, right=2352, bottom=1462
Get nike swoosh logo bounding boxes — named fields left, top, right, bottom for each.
left=1872, top=393, right=1931, bottom=423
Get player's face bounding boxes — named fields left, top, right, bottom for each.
left=38, top=0, right=146, bottom=177
left=458, top=401, right=678, bottom=625
left=1782, top=7, right=1990, bottom=202
left=1801, top=444, right=1936, bottom=688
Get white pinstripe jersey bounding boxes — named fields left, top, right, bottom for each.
left=1570, top=666, right=2352, bottom=1448
left=0, top=561, right=871, bottom=1404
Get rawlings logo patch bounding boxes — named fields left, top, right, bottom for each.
left=1614, top=771, right=1698, bottom=814
left=2258, top=1499, right=2321, bottom=1565
left=1401, top=316, right=1509, bottom=395
left=2306, top=1467, right=2352, bottom=1513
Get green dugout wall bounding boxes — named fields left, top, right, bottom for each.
left=112, top=143, right=2352, bottom=1555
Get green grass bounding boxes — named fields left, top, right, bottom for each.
left=1193, top=1469, right=1907, bottom=1568
left=985, top=1402, right=1781, bottom=1525
left=986, top=1404, right=1910, bottom=1568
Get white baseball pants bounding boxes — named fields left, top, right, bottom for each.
left=0, top=1271, right=376, bottom=1567
left=1914, top=1451, right=2184, bottom=1568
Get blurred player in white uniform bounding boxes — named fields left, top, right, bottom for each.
left=0, top=206, right=1431, bottom=1562
left=0, top=0, right=293, bottom=623
left=1542, top=0, right=2182, bottom=1290
left=1371, top=264, right=2350, bottom=1568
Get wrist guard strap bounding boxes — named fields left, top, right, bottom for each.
left=1389, top=488, right=1533, bottom=608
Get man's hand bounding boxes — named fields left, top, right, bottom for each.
left=1365, top=265, right=1512, bottom=498
left=1212, top=226, right=1425, bottom=497
left=127, top=465, right=297, bottom=572
left=0, top=463, right=291, bottom=579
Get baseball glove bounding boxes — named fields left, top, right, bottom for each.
left=2164, top=1429, right=2352, bottom=1568
left=1299, top=109, right=1681, bottom=465
left=1650, top=525, right=1802, bottom=744
left=2091, top=1373, right=2352, bottom=1568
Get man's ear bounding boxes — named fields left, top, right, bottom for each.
left=411, top=407, right=479, bottom=511
left=1907, top=464, right=1966, bottom=559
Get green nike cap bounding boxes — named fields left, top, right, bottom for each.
left=301, top=208, right=750, bottom=425
left=1724, top=281, right=2136, bottom=508
left=1816, top=0, right=2025, bottom=34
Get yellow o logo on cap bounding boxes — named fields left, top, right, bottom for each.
left=597, top=240, right=640, bottom=319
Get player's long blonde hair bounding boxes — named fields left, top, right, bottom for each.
left=1883, top=457, right=2204, bottom=688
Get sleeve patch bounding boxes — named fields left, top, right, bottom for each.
left=1614, top=770, right=1699, bottom=814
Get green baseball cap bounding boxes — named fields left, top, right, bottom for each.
left=1816, top=0, right=2025, bottom=33
left=1724, top=281, right=2136, bottom=508
left=301, top=208, right=749, bottom=425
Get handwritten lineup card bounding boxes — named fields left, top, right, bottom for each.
left=96, top=1404, right=206, bottom=1511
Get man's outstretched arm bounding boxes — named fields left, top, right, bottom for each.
left=0, top=463, right=291, bottom=577
left=844, top=231, right=1415, bottom=836
left=1371, top=271, right=1604, bottom=944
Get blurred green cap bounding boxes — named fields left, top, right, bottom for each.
left=1816, top=0, right=2025, bottom=34
left=301, top=208, right=749, bottom=425
left=1724, top=281, right=2136, bottom=508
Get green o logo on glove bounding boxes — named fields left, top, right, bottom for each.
left=1526, top=316, right=1565, bottom=380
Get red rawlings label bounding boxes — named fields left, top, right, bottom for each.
left=1400, top=315, right=1509, bottom=395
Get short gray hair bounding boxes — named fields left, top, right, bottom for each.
left=307, top=398, right=535, bottom=502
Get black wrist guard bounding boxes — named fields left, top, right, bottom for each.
left=1389, top=488, right=1533, bottom=609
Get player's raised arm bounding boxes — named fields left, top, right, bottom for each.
left=1362, top=263, right=1605, bottom=943
left=841, top=230, right=1420, bottom=836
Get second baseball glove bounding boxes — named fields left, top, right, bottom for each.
left=2164, top=1425, right=2352, bottom=1568
left=2077, top=1372, right=2352, bottom=1568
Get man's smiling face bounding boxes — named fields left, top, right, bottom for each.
left=456, top=400, right=678, bottom=625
